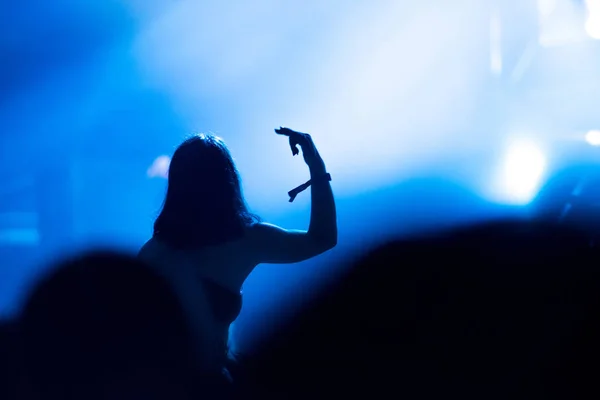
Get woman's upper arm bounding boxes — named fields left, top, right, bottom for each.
left=248, top=222, right=335, bottom=264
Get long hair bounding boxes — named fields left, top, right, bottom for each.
left=153, top=134, right=259, bottom=249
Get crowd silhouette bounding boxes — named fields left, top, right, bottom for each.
left=2, top=130, right=600, bottom=399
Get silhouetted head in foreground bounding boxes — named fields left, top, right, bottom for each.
left=19, top=251, right=197, bottom=399
left=154, top=134, right=258, bottom=250
left=245, top=219, right=600, bottom=399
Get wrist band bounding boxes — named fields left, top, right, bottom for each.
left=288, top=173, right=331, bottom=203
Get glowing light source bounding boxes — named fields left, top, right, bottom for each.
left=586, top=0, right=600, bottom=14
left=147, top=155, right=170, bottom=178
left=585, top=0, right=600, bottom=39
left=585, top=130, right=600, bottom=146
left=497, top=139, right=547, bottom=205
left=585, top=17, right=600, bottom=39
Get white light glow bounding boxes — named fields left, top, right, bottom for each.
left=586, top=0, right=600, bottom=14
left=585, top=17, right=600, bottom=39
left=147, top=155, right=170, bottom=178
left=497, top=139, right=547, bottom=205
left=586, top=0, right=600, bottom=39
left=585, top=130, right=600, bottom=146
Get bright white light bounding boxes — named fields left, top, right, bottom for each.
left=585, top=17, right=600, bottom=39
left=585, top=130, right=600, bottom=146
left=586, top=0, right=600, bottom=14
left=147, top=155, right=170, bottom=178
left=498, top=140, right=547, bottom=205
left=586, top=0, right=600, bottom=39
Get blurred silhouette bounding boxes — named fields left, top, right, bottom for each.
left=18, top=251, right=198, bottom=399
left=533, top=165, right=600, bottom=242
left=0, top=319, right=22, bottom=400
left=138, top=129, right=337, bottom=386
left=241, top=219, right=600, bottom=399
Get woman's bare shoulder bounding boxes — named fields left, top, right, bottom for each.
left=243, top=221, right=293, bottom=239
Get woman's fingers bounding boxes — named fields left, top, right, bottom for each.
left=275, top=127, right=312, bottom=157
left=289, top=137, right=300, bottom=156
left=275, top=127, right=306, bottom=137
left=274, top=127, right=291, bottom=136
left=275, top=128, right=292, bottom=136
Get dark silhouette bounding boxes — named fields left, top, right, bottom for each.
left=0, top=319, right=23, bottom=400
left=241, top=220, right=600, bottom=399
left=533, top=165, right=600, bottom=242
left=138, top=129, right=337, bottom=385
left=18, top=251, right=198, bottom=399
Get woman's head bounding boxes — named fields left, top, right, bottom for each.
left=154, top=134, right=258, bottom=249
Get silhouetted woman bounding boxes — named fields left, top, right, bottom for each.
left=138, top=128, right=337, bottom=390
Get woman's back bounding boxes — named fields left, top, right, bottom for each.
left=138, top=234, right=258, bottom=374
left=139, top=234, right=257, bottom=291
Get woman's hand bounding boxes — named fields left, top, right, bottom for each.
left=275, top=127, right=325, bottom=173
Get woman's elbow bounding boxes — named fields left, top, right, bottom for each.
left=319, top=233, right=337, bottom=252
left=308, top=232, right=337, bottom=253
left=327, top=233, right=338, bottom=249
